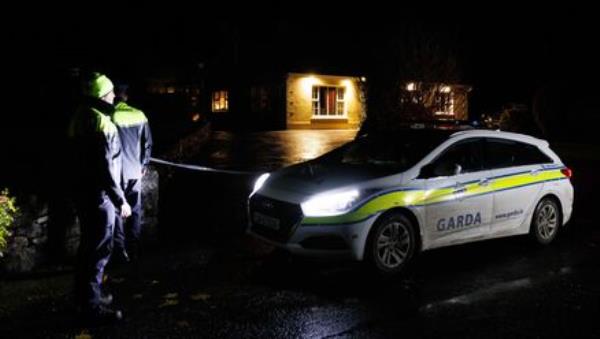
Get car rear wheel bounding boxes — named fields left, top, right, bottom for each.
left=530, top=197, right=561, bottom=245
left=367, top=212, right=417, bottom=275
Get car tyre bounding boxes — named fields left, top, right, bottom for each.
left=530, top=197, right=561, bottom=245
left=366, top=212, right=417, bottom=275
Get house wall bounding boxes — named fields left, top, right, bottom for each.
left=286, top=73, right=364, bottom=129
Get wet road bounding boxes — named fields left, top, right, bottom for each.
left=1, top=130, right=599, bottom=338
left=1, top=220, right=598, bottom=338
left=189, top=129, right=358, bottom=171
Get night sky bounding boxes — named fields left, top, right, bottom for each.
left=10, top=5, right=597, bottom=103
left=4, top=4, right=599, bottom=141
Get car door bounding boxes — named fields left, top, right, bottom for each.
left=422, top=138, right=495, bottom=248
left=484, top=138, right=554, bottom=235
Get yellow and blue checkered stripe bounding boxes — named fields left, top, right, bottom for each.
left=302, top=166, right=567, bottom=226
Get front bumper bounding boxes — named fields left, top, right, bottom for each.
left=248, top=214, right=379, bottom=261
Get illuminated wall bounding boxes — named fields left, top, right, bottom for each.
left=286, top=73, right=365, bottom=129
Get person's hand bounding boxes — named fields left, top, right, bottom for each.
left=121, top=202, right=132, bottom=218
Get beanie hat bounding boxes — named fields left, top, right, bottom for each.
left=85, top=73, right=114, bottom=98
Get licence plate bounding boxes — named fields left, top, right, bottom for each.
left=253, top=212, right=280, bottom=230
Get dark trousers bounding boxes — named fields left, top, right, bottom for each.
left=114, top=179, right=142, bottom=253
left=74, top=195, right=115, bottom=309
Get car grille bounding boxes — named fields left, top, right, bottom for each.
left=249, top=194, right=303, bottom=243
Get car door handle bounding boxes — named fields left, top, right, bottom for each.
left=453, top=185, right=467, bottom=194
left=530, top=169, right=541, bottom=176
left=479, top=178, right=492, bottom=186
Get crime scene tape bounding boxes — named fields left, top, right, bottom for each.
left=150, top=157, right=256, bottom=175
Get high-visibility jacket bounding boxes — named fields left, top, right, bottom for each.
left=112, top=101, right=153, bottom=182
left=68, top=98, right=125, bottom=207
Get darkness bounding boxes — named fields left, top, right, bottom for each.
left=2, top=6, right=600, bottom=337
left=3, top=4, right=600, bottom=187
left=8, top=6, right=599, bottom=100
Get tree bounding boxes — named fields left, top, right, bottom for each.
left=498, top=104, right=541, bottom=135
left=362, top=23, right=463, bottom=133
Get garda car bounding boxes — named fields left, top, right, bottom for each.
left=247, top=129, right=574, bottom=274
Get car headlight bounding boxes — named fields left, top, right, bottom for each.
left=301, top=189, right=361, bottom=217
left=251, top=173, right=270, bottom=195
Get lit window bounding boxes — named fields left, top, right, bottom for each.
left=434, top=90, right=455, bottom=117
left=312, top=86, right=345, bottom=118
left=212, top=90, right=229, bottom=112
left=401, top=85, right=423, bottom=105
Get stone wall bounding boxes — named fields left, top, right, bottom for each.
left=1, top=195, right=50, bottom=273
left=0, top=168, right=159, bottom=276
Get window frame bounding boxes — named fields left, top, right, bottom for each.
left=433, top=91, right=455, bottom=117
left=311, top=85, right=347, bottom=119
left=211, top=90, right=229, bottom=113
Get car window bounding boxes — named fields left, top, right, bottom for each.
left=430, top=138, right=484, bottom=176
left=485, top=138, right=552, bottom=169
left=340, top=138, right=436, bottom=171
left=485, top=139, right=515, bottom=169
left=514, top=143, right=553, bottom=165
left=320, top=131, right=449, bottom=174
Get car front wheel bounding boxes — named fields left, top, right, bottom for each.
left=367, top=212, right=417, bottom=275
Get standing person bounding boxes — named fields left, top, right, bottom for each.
left=69, top=72, right=131, bottom=323
left=111, top=84, right=152, bottom=263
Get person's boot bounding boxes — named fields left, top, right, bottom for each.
left=112, top=248, right=130, bottom=265
left=99, top=292, right=113, bottom=306
left=80, top=305, right=123, bottom=325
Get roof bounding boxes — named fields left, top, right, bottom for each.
left=450, top=129, right=548, bottom=146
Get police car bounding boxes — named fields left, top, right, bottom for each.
left=247, top=129, right=574, bottom=274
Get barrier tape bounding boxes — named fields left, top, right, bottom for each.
left=150, top=157, right=256, bottom=175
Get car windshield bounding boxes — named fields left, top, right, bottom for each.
left=320, top=130, right=450, bottom=173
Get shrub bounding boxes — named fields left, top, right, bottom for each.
left=0, top=189, right=18, bottom=257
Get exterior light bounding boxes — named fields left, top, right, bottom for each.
left=301, top=75, right=321, bottom=95
left=360, top=77, right=367, bottom=82
left=406, top=82, right=416, bottom=92
left=440, top=86, right=451, bottom=93
left=306, top=75, right=319, bottom=84
left=191, top=113, right=200, bottom=122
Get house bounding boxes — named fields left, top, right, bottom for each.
left=143, top=68, right=472, bottom=130
left=206, top=72, right=366, bottom=130
left=284, top=73, right=366, bottom=129
left=399, top=81, right=472, bottom=121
